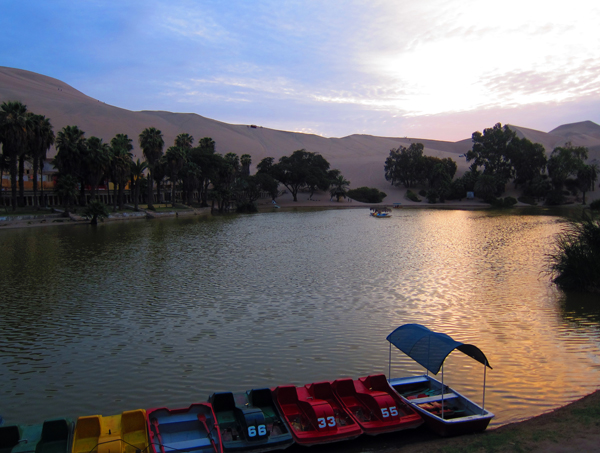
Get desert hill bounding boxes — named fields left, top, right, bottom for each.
left=1, top=66, right=599, bottom=196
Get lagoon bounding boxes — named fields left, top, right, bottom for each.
left=1, top=208, right=599, bottom=429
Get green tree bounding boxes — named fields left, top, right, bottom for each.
left=85, top=136, right=111, bottom=201
left=188, top=137, right=216, bottom=207
left=174, top=133, right=194, bottom=150
left=466, top=123, right=518, bottom=193
left=109, top=134, right=134, bottom=211
left=83, top=199, right=110, bottom=225
left=240, top=154, right=252, bottom=177
left=27, top=114, right=54, bottom=209
left=54, top=174, right=79, bottom=216
left=139, top=127, right=164, bottom=210
left=577, top=165, right=596, bottom=205
left=54, top=125, right=88, bottom=205
left=165, top=146, right=186, bottom=206
left=130, top=159, right=148, bottom=211
left=272, top=149, right=331, bottom=202
left=0, top=101, right=30, bottom=210
left=330, top=174, right=350, bottom=201
left=384, top=143, right=426, bottom=188
left=512, top=138, right=547, bottom=189
left=474, top=174, right=497, bottom=201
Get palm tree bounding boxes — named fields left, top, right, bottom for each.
left=165, top=146, right=186, bottom=206
left=175, top=133, right=194, bottom=149
left=54, top=125, right=87, bottom=205
left=330, top=174, right=350, bottom=201
left=240, top=154, right=252, bottom=176
left=28, top=114, right=54, bottom=209
left=130, top=159, right=148, bottom=211
left=54, top=174, right=78, bottom=216
left=110, top=134, right=134, bottom=211
left=139, top=127, right=164, bottom=210
left=85, top=137, right=111, bottom=201
left=0, top=101, right=29, bottom=211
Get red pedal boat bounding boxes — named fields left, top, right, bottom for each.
left=331, top=374, right=423, bottom=435
left=272, top=382, right=362, bottom=446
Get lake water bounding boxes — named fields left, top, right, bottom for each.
left=1, top=208, right=599, bottom=432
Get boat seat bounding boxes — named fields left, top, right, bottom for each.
left=308, top=382, right=333, bottom=400
left=248, top=388, right=274, bottom=408
left=409, top=393, right=457, bottom=404
left=164, top=438, right=212, bottom=451
left=0, top=426, right=21, bottom=450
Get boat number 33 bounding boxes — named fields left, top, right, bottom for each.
left=248, top=425, right=267, bottom=437
left=381, top=407, right=398, bottom=417
left=317, top=416, right=336, bottom=428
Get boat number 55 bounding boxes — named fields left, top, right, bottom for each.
left=381, top=407, right=398, bottom=418
left=248, top=425, right=267, bottom=437
left=317, top=416, right=336, bottom=428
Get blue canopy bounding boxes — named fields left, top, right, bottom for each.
left=386, top=324, right=492, bottom=375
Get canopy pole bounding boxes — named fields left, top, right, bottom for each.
left=482, top=360, right=487, bottom=414
left=388, top=343, right=392, bottom=379
left=441, top=363, right=445, bottom=420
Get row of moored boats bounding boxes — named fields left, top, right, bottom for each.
left=0, top=325, right=495, bottom=453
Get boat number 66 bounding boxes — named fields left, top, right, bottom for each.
left=248, top=425, right=267, bottom=437
left=381, top=407, right=398, bottom=418
left=317, top=416, right=336, bottom=428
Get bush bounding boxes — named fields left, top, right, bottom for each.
left=236, top=202, right=258, bottom=213
left=418, top=189, right=427, bottom=197
left=346, top=187, right=387, bottom=203
left=545, top=189, right=565, bottom=206
left=518, top=196, right=537, bottom=206
left=426, top=190, right=438, bottom=203
left=547, top=215, right=600, bottom=293
left=406, top=190, right=421, bottom=202
left=590, top=199, right=600, bottom=211
left=83, top=200, right=110, bottom=225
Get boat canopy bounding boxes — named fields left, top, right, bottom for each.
left=386, top=324, right=492, bottom=375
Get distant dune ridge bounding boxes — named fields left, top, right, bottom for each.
left=1, top=66, right=599, bottom=199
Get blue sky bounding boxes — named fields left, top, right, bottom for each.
left=2, top=0, right=600, bottom=141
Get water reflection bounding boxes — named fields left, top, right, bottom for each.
left=0, top=209, right=599, bottom=431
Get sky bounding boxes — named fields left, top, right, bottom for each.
left=2, top=0, right=600, bottom=141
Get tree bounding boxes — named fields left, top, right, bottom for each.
left=110, top=134, right=134, bottom=211
left=83, top=199, right=110, bottom=225
left=466, top=123, right=518, bottom=193
left=547, top=143, right=589, bottom=192
left=272, top=149, right=331, bottom=202
left=54, top=125, right=87, bottom=205
left=474, top=174, right=497, bottom=201
left=174, top=133, right=194, bottom=150
left=577, top=165, right=596, bottom=205
left=165, top=146, right=186, bottom=206
left=330, top=174, right=350, bottom=201
left=512, top=138, right=547, bottom=189
left=85, top=136, right=111, bottom=201
left=54, top=174, right=78, bottom=216
left=188, top=137, right=216, bottom=207
left=129, top=159, right=148, bottom=211
left=384, top=143, right=426, bottom=188
left=27, top=114, right=54, bottom=209
left=240, top=154, right=252, bottom=176
left=139, top=127, right=164, bottom=210
left=0, top=101, right=30, bottom=210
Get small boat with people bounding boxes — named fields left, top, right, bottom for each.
left=386, top=324, right=494, bottom=437
left=370, top=207, right=392, bottom=217
left=331, top=374, right=423, bottom=435
left=272, top=382, right=362, bottom=446
left=208, top=388, right=293, bottom=452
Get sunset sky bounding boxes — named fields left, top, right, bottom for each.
left=2, top=0, right=599, bottom=141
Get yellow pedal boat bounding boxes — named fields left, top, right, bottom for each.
left=72, top=410, right=148, bottom=453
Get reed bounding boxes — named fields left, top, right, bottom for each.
left=547, top=213, right=600, bottom=293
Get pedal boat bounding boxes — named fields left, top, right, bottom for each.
left=0, top=419, right=73, bottom=453
left=331, top=374, right=423, bottom=435
left=208, top=388, right=293, bottom=452
left=272, top=382, right=362, bottom=446
left=146, top=404, right=222, bottom=453
left=73, top=410, right=148, bottom=453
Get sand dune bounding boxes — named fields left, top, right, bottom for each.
left=2, top=66, right=600, bottom=198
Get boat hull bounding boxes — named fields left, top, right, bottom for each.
left=388, top=375, right=494, bottom=437
left=208, top=388, right=294, bottom=452
left=331, top=374, right=423, bottom=436
left=146, top=404, right=223, bottom=453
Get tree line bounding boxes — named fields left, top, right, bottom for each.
left=1, top=101, right=351, bottom=214
left=385, top=123, right=598, bottom=205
